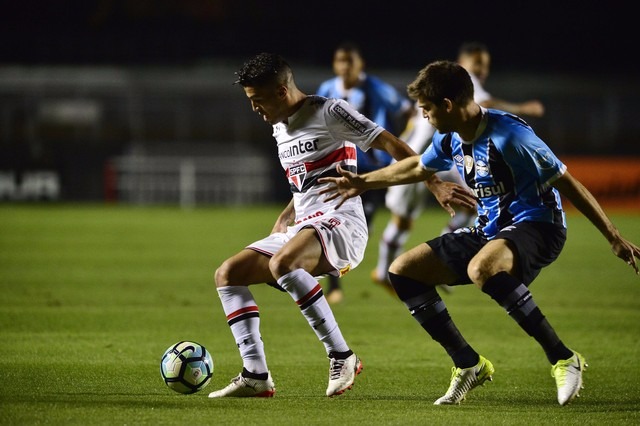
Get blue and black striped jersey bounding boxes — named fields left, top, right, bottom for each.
left=421, top=109, right=567, bottom=240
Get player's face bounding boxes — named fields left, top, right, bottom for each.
left=333, top=49, right=364, bottom=89
left=244, top=84, right=288, bottom=125
left=460, top=51, right=490, bottom=83
left=418, top=98, right=454, bottom=133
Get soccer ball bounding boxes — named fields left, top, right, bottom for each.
left=160, top=341, right=214, bottom=394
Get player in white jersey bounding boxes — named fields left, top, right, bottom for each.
left=371, top=42, right=547, bottom=287
left=458, top=41, right=545, bottom=118
left=208, top=53, right=476, bottom=399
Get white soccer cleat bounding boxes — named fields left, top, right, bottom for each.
left=434, top=355, right=494, bottom=405
left=208, top=371, right=275, bottom=398
left=551, top=351, right=587, bottom=406
left=326, top=353, right=363, bottom=397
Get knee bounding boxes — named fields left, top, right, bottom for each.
left=388, top=256, right=407, bottom=276
left=268, top=252, right=293, bottom=279
left=467, top=257, right=490, bottom=287
left=214, top=260, right=233, bottom=288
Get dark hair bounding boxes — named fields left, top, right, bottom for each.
left=407, top=60, right=474, bottom=105
left=234, top=52, right=293, bottom=87
left=458, top=41, right=489, bottom=57
left=335, top=40, right=364, bottom=57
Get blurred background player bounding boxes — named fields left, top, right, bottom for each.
left=317, top=41, right=414, bottom=303
left=371, top=41, right=547, bottom=288
left=458, top=41, right=545, bottom=118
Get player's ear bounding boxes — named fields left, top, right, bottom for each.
left=276, top=85, right=287, bottom=99
left=442, top=98, right=454, bottom=112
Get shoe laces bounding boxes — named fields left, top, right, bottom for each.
left=444, top=367, right=476, bottom=399
left=551, top=356, right=578, bottom=383
left=228, top=374, right=249, bottom=387
left=329, top=358, right=347, bottom=380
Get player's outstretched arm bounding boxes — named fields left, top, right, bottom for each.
left=368, top=129, right=477, bottom=215
left=481, top=98, right=545, bottom=118
left=552, top=171, right=640, bottom=274
left=319, top=157, right=428, bottom=208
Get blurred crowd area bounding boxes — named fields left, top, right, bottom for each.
left=1, top=64, right=638, bottom=204
left=1, top=1, right=638, bottom=204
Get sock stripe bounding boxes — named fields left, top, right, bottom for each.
left=296, top=284, right=323, bottom=310
left=228, top=311, right=259, bottom=326
left=226, top=305, right=259, bottom=326
left=501, top=284, right=529, bottom=310
left=411, top=299, right=446, bottom=323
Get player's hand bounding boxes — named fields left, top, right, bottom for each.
left=427, top=180, right=477, bottom=217
left=611, top=237, right=640, bottom=275
left=318, top=165, right=366, bottom=209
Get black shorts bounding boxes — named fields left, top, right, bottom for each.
left=426, top=222, right=567, bottom=286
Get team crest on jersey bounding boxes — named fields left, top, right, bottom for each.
left=475, top=160, right=489, bottom=177
left=533, top=148, right=555, bottom=169
left=289, top=163, right=307, bottom=191
left=464, top=155, right=474, bottom=174
left=454, top=154, right=464, bottom=166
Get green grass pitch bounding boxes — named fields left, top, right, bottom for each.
left=1, top=204, right=639, bottom=425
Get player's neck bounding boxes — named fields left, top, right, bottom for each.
left=283, top=90, right=309, bottom=124
left=457, top=104, right=484, bottom=142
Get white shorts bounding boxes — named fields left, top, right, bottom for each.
left=247, top=209, right=368, bottom=277
left=385, top=168, right=467, bottom=218
left=386, top=111, right=436, bottom=218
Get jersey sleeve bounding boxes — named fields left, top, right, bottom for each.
left=504, top=124, right=566, bottom=185
left=419, top=133, right=453, bottom=172
left=325, top=98, right=384, bottom=152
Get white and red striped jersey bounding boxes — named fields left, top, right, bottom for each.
left=273, top=96, right=384, bottom=223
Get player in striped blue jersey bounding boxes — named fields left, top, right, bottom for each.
left=320, top=60, right=640, bottom=406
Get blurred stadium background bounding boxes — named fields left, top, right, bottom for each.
left=1, top=1, right=638, bottom=207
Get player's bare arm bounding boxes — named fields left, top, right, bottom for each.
left=319, top=156, right=434, bottom=208
left=271, top=198, right=295, bottom=234
left=346, top=130, right=477, bottom=213
left=552, top=171, right=640, bottom=274
left=480, top=99, right=545, bottom=118
left=369, top=129, right=417, bottom=162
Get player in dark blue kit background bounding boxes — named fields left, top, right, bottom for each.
left=317, top=41, right=413, bottom=303
left=319, top=60, right=640, bottom=406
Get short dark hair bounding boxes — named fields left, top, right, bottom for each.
left=458, top=41, right=489, bottom=57
left=407, top=60, right=474, bottom=105
left=234, top=52, right=293, bottom=87
left=335, top=40, right=363, bottom=57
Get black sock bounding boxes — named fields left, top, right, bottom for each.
left=328, top=350, right=353, bottom=360
left=242, top=367, right=268, bottom=380
left=482, top=272, right=573, bottom=364
left=389, top=272, right=479, bottom=368
left=327, top=275, right=341, bottom=292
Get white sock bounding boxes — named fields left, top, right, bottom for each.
left=376, top=221, right=410, bottom=281
left=217, top=286, right=268, bottom=375
left=277, top=269, right=349, bottom=354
